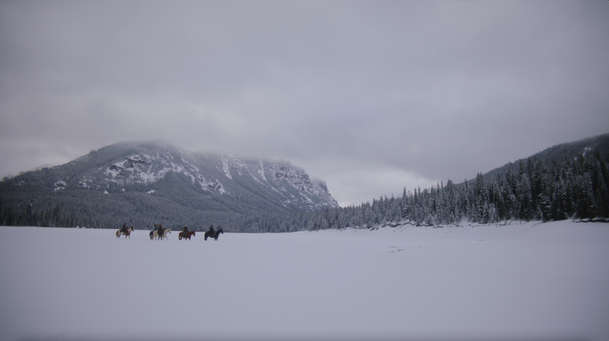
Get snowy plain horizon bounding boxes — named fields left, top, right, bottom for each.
left=1, top=220, right=608, bottom=341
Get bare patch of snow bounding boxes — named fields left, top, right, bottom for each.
left=221, top=157, right=232, bottom=179
left=78, top=177, right=91, bottom=189
left=583, top=145, right=593, bottom=157
left=53, top=180, right=67, bottom=192
left=257, top=160, right=267, bottom=182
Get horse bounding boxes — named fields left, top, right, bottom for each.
left=115, top=226, right=134, bottom=238
left=204, top=227, right=223, bottom=240
left=178, top=230, right=196, bottom=240
left=149, top=229, right=158, bottom=240
left=150, top=225, right=171, bottom=240
left=159, top=227, right=171, bottom=239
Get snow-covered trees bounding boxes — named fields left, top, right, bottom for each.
left=279, top=151, right=609, bottom=230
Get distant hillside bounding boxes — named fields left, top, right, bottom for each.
left=483, top=133, right=609, bottom=182
left=284, top=133, right=609, bottom=230
left=0, top=142, right=337, bottom=231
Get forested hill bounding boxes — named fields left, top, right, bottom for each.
left=273, top=133, right=609, bottom=231
left=483, top=133, right=609, bottom=182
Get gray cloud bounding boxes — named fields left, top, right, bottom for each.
left=1, top=0, right=608, bottom=205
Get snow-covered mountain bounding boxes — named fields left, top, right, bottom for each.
left=0, top=142, right=337, bottom=230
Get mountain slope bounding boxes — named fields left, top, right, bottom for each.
left=483, top=132, right=609, bottom=181
left=0, top=142, right=337, bottom=231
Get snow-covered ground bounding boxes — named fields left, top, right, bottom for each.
left=1, top=221, right=608, bottom=341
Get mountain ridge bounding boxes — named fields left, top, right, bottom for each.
left=0, top=141, right=337, bottom=231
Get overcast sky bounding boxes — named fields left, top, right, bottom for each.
left=1, top=0, right=608, bottom=205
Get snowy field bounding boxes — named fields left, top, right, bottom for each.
left=1, top=221, right=608, bottom=341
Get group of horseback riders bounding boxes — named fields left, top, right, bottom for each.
left=116, top=223, right=223, bottom=240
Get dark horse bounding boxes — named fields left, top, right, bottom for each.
left=204, top=226, right=223, bottom=240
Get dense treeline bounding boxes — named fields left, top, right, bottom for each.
left=0, top=201, right=82, bottom=228
left=251, top=150, right=609, bottom=231
left=0, top=193, right=248, bottom=230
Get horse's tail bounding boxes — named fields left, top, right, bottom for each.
left=115, top=230, right=121, bottom=238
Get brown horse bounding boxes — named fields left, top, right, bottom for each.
left=178, top=230, right=196, bottom=240
left=115, top=226, right=134, bottom=238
